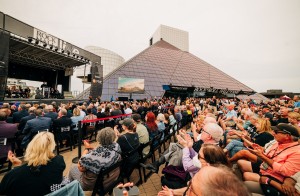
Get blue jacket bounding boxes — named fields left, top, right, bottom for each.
left=45, top=180, right=84, bottom=196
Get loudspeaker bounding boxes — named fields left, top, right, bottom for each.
left=87, top=74, right=92, bottom=82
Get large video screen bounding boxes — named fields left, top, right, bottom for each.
left=117, top=77, right=145, bottom=94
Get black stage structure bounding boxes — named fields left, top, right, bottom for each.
left=0, top=12, right=103, bottom=102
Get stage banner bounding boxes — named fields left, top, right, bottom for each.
left=0, top=29, right=10, bottom=101
left=89, top=62, right=103, bottom=99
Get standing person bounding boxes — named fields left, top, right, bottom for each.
left=0, top=132, right=66, bottom=196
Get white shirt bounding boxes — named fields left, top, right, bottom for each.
left=124, top=108, right=132, bottom=114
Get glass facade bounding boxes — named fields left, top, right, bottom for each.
left=100, top=40, right=253, bottom=101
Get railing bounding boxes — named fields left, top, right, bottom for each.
left=75, top=87, right=90, bottom=100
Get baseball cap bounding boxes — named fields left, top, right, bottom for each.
left=119, top=118, right=134, bottom=127
left=271, top=123, right=299, bottom=137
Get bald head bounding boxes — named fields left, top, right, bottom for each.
left=192, top=166, right=250, bottom=196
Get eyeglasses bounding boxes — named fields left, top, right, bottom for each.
left=198, top=154, right=205, bottom=160
left=201, top=130, right=211, bottom=136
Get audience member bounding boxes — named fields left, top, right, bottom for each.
left=68, top=127, right=121, bottom=191
left=21, top=109, right=52, bottom=148
left=0, top=132, right=65, bottom=196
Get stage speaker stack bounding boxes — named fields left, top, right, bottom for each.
left=0, top=30, right=10, bottom=102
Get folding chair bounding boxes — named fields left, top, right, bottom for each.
left=92, top=161, right=124, bottom=196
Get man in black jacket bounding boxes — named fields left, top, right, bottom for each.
left=52, top=109, right=72, bottom=147
left=12, top=104, right=29, bottom=124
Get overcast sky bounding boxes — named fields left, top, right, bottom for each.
left=1, top=0, right=300, bottom=93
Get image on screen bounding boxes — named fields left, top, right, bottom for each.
left=117, top=77, right=145, bottom=93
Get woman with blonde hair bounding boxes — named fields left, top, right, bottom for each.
left=288, top=112, right=300, bottom=133
left=224, top=118, right=274, bottom=157
left=0, top=131, right=66, bottom=196
left=71, top=107, right=84, bottom=131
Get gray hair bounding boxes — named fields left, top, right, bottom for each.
left=157, top=113, right=165, bottom=122
left=203, top=123, right=223, bottom=142
left=60, top=108, right=67, bottom=116
left=96, top=127, right=116, bottom=146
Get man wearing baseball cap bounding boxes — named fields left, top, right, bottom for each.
left=245, top=123, right=300, bottom=195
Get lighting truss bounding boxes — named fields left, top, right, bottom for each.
left=9, top=49, right=66, bottom=70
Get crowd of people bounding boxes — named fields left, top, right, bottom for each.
left=0, top=95, right=299, bottom=195
left=5, top=84, right=61, bottom=99
left=5, top=86, right=31, bottom=99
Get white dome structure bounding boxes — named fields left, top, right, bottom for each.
left=75, top=46, right=125, bottom=81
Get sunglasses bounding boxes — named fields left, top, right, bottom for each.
left=274, top=129, right=290, bottom=135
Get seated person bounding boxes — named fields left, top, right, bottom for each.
left=242, top=124, right=300, bottom=196
left=158, top=165, right=250, bottom=196
left=115, top=118, right=140, bottom=178
left=224, top=118, right=274, bottom=157
left=246, top=172, right=300, bottom=196
left=0, top=132, right=66, bottom=196
left=180, top=139, right=229, bottom=177
left=144, top=112, right=159, bottom=147
left=219, top=104, right=237, bottom=130
left=0, top=111, right=18, bottom=160
left=70, top=108, right=84, bottom=132
left=156, top=113, right=166, bottom=140
left=142, top=122, right=223, bottom=174
left=68, top=127, right=121, bottom=191
left=52, top=109, right=72, bottom=147
left=21, top=109, right=52, bottom=148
